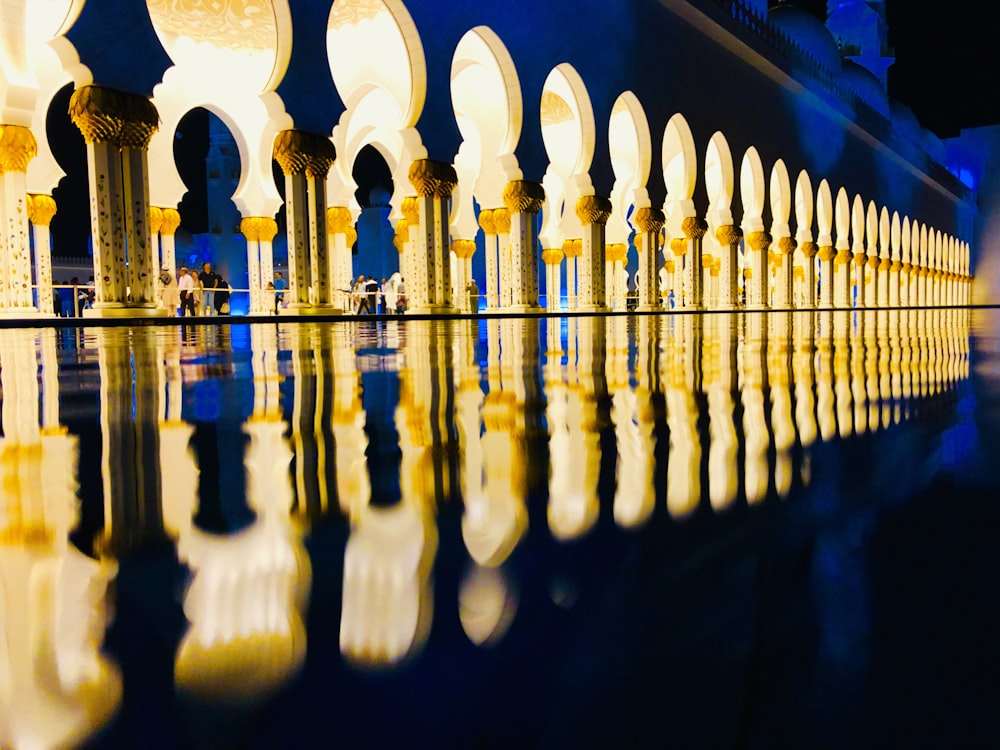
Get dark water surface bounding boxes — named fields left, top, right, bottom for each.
left=1, top=309, right=998, bottom=749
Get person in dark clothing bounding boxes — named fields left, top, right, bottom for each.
left=198, top=262, right=220, bottom=316
left=214, top=278, right=231, bottom=315
left=364, top=276, right=379, bottom=314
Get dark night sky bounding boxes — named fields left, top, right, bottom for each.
left=789, top=0, right=1000, bottom=137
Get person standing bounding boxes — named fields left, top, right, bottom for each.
left=214, top=277, right=231, bottom=315
left=160, top=266, right=180, bottom=316
left=364, top=276, right=379, bottom=315
left=198, top=262, right=219, bottom=316
left=273, top=270, right=287, bottom=314
left=178, top=266, right=196, bottom=316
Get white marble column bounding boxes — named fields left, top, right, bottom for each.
left=502, top=180, right=545, bottom=312
left=0, top=125, right=39, bottom=315
left=542, top=247, right=564, bottom=311
left=69, top=86, right=164, bottom=317
left=575, top=195, right=613, bottom=311
left=27, top=193, right=57, bottom=317
left=635, top=207, right=665, bottom=312
left=773, top=236, right=795, bottom=308
left=746, top=231, right=771, bottom=310
left=158, top=208, right=180, bottom=281
left=478, top=209, right=500, bottom=309
left=305, top=147, right=339, bottom=311
left=408, top=159, right=459, bottom=313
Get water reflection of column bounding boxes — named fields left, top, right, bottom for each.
left=793, top=312, right=818, bottom=487
left=174, top=358, right=307, bottom=704
left=664, top=315, right=702, bottom=517
left=832, top=312, right=854, bottom=438
left=768, top=314, right=795, bottom=498
left=97, top=329, right=165, bottom=556
left=0, top=330, right=122, bottom=747
left=611, top=315, right=656, bottom=528
left=815, top=311, right=837, bottom=442
left=340, top=322, right=441, bottom=668
left=705, top=314, right=740, bottom=512
left=868, top=310, right=886, bottom=431
left=742, top=315, right=770, bottom=505
left=549, top=317, right=604, bottom=539
left=851, top=312, right=869, bottom=435
left=332, top=323, right=370, bottom=517
left=470, top=319, right=528, bottom=566
left=159, top=328, right=198, bottom=539
left=288, top=325, right=333, bottom=521
left=888, top=310, right=903, bottom=425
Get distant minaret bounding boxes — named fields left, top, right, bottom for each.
left=826, top=0, right=894, bottom=88
left=205, top=112, right=244, bottom=286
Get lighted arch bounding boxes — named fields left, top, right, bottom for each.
left=865, top=200, right=878, bottom=252
left=834, top=187, right=850, bottom=250
left=769, top=159, right=791, bottom=238
left=816, top=179, right=833, bottom=246
left=851, top=194, right=866, bottom=254
left=878, top=206, right=890, bottom=259
left=901, top=216, right=911, bottom=265
left=703, top=130, right=733, bottom=229
left=794, top=170, right=814, bottom=244
left=328, top=0, right=425, bottom=129
left=146, top=0, right=293, bottom=94
left=739, top=147, right=765, bottom=234
left=539, top=63, right=596, bottom=250
left=663, top=114, right=699, bottom=231
left=919, top=223, right=929, bottom=268
left=890, top=211, right=901, bottom=262
left=450, top=25, right=523, bottom=241
left=327, top=0, right=428, bottom=216
left=608, top=90, right=652, bottom=243
left=2, top=1, right=86, bottom=192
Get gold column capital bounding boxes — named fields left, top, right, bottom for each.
left=682, top=216, right=708, bottom=240
left=493, top=207, right=511, bottom=234
left=853, top=252, right=867, bottom=267
left=575, top=195, right=612, bottom=226
left=159, top=207, right=181, bottom=236
left=273, top=129, right=336, bottom=177
left=634, top=206, right=665, bottom=234
left=746, top=231, right=772, bottom=252
left=401, top=196, right=419, bottom=224
left=702, top=253, right=715, bottom=267
left=393, top=219, right=409, bottom=252
left=606, top=243, right=627, bottom=263
left=670, top=237, right=687, bottom=256
left=878, top=258, right=890, bottom=271
left=541, top=248, right=564, bottom=265
left=502, top=180, right=545, bottom=214
left=664, top=259, right=675, bottom=272
left=26, top=193, right=57, bottom=226
left=345, top=226, right=357, bottom=247
left=817, top=245, right=835, bottom=261
left=478, top=208, right=496, bottom=235
left=408, top=159, right=458, bottom=198
left=68, top=85, right=159, bottom=148
left=239, top=216, right=260, bottom=242
left=800, top=241, right=818, bottom=258
left=0, top=125, right=38, bottom=172
left=149, top=205, right=163, bottom=234
left=327, top=206, right=353, bottom=233
left=777, top=236, right=797, bottom=254
left=451, top=239, right=476, bottom=259
left=258, top=217, right=279, bottom=243
left=715, top=224, right=742, bottom=246
left=834, top=248, right=852, bottom=265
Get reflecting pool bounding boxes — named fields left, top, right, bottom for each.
left=1, top=309, right=998, bottom=749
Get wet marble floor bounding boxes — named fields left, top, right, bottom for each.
left=0, top=309, right=998, bottom=749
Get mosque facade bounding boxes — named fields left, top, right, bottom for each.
left=0, top=0, right=986, bottom=317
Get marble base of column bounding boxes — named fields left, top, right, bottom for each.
left=85, top=303, right=167, bottom=318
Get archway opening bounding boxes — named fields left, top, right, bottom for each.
left=353, top=144, right=397, bottom=287
left=46, top=82, right=90, bottom=288
left=174, top=107, right=245, bottom=294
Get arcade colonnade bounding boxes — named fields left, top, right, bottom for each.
left=0, top=0, right=973, bottom=318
